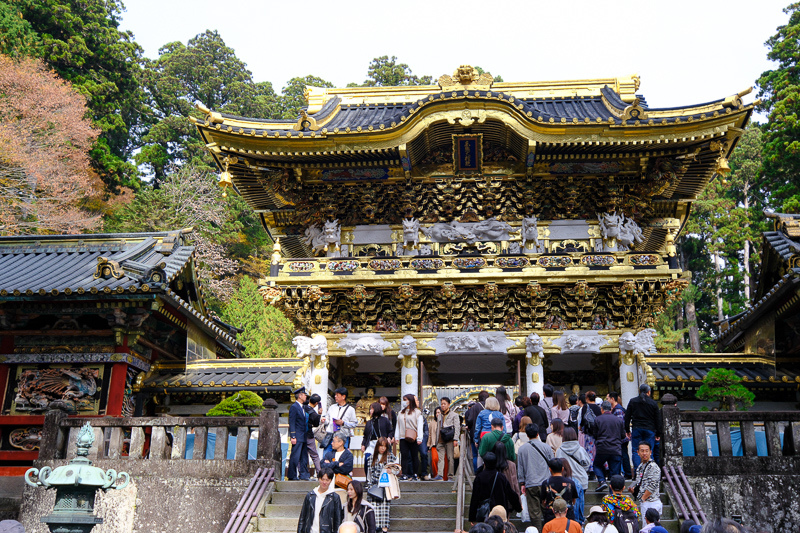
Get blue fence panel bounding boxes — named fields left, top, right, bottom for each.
left=184, top=433, right=258, bottom=459
left=681, top=429, right=784, bottom=457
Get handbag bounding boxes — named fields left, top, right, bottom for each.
left=320, top=432, right=334, bottom=449
left=476, top=472, right=499, bottom=522
left=453, top=444, right=460, bottom=459
left=633, top=462, right=652, bottom=500
left=367, top=484, right=384, bottom=501
left=313, top=423, right=328, bottom=444
left=403, top=413, right=417, bottom=442
left=335, top=473, right=352, bottom=490
left=440, top=425, right=455, bottom=443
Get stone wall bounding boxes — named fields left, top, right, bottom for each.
left=18, top=400, right=281, bottom=533
left=19, top=460, right=274, bottom=533
left=687, top=474, right=800, bottom=531
left=661, top=404, right=800, bottom=531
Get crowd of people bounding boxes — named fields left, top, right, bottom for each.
left=289, top=384, right=767, bottom=533
left=463, top=384, right=666, bottom=533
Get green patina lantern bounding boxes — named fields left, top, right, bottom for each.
left=25, top=422, right=130, bottom=533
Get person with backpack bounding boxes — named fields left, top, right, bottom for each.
left=468, top=452, right=521, bottom=524
left=539, top=458, right=578, bottom=524
left=541, top=498, right=582, bottom=533
left=567, top=394, right=581, bottom=434
left=601, top=475, right=641, bottom=533
left=557, top=428, right=592, bottom=525
left=592, top=401, right=625, bottom=493
left=581, top=391, right=602, bottom=465
left=466, top=391, right=490, bottom=470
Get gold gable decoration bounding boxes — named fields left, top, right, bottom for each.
left=438, top=65, right=494, bottom=92
left=94, top=257, right=123, bottom=280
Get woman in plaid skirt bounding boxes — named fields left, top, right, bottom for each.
left=365, top=437, right=396, bottom=533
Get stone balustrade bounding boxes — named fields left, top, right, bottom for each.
left=661, top=404, right=800, bottom=476
left=38, top=400, right=281, bottom=464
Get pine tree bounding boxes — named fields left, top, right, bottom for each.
left=757, top=3, right=800, bottom=211
left=696, top=368, right=755, bottom=411
left=206, top=391, right=264, bottom=417
left=220, top=276, right=294, bottom=359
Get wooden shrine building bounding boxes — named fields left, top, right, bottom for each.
left=194, top=66, right=758, bottom=415
left=0, top=230, right=244, bottom=472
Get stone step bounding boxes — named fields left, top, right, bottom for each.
left=269, top=490, right=458, bottom=505
left=262, top=502, right=457, bottom=519
left=258, top=516, right=455, bottom=532
left=273, top=480, right=454, bottom=493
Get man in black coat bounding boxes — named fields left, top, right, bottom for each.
left=297, top=468, right=342, bottom=533
left=624, top=383, right=662, bottom=470
left=288, top=387, right=309, bottom=480
left=524, top=392, right=549, bottom=442
left=592, top=401, right=625, bottom=492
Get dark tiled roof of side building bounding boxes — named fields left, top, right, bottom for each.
left=0, top=230, right=244, bottom=352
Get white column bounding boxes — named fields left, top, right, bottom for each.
left=619, top=352, right=640, bottom=409
left=525, top=333, right=545, bottom=398
left=401, top=355, right=419, bottom=399
left=311, top=356, right=330, bottom=414
left=526, top=353, right=544, bottom=398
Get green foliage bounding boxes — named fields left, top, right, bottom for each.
left=220, top=276, right=294, bottom=359
left=757, top=3, right=800, bottom=211
left=206, top=391, right=264, bottom=417
left=361, top=56, right=432, bottom=87
left=279, top=75, right=333, bottom=119
left=13, top=0, right=144, bottom=189
left=653, top=299, right=690, bottom=352
left=104, top=164, right=271, bottom=303
left=137, top=30, right=280, bottom=181
left=0, top=2, right=39, bottom=58
left=696, top=368, right=755, bottom=411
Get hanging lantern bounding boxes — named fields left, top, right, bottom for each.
left=219, top=160, right=233, bottom=197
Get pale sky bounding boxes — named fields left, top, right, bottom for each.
left=120, top=0, right=789, bottom=117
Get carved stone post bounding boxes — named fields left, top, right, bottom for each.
left=525, top=333, right=544, bottom=398
left=398, top=335, right=419, bottom=399
left=618, top=332, right=639, bottom=408
left=258, top=398, right=281, bottom=464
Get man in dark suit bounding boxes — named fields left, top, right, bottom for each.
left=288, top=386, right=309, bottom=480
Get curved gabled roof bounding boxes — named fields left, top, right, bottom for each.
left=193, top=70, right=755, bottom=140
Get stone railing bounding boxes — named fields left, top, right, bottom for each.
left=38, top=400, right=281, bottom=464
left=661, top=404, right=800, bottom=476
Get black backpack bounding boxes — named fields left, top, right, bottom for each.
left=613, top=506, right=641, bottom=533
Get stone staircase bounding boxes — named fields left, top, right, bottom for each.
left=252, top=479, right=679, bottom=533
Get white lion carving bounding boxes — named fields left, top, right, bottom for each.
left=293, top=334, right=328, bottom=362
left=598, top=212, right=644, bottom=250
left=521, top=216, right=540, bottom=250
left=403, top=218, right=420, bottom=249
left=302, top=220, right=341, bottom=256
left=618, top=329, right=657, bottom=355
left=397, top=335, right=418, bottom=360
